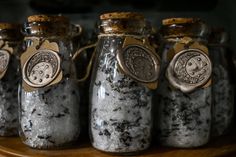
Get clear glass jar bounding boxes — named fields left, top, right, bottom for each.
left=155, top=18, right=212, bottom=148
left=89, top=12, right=160, bottom=154
left=209, top=29, right=234, bottom=137
left=0, top=23, right=22, bottom=136
left=19, top=15, right=81, bottom=149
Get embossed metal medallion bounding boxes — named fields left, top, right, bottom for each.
left=117, top=45, right=160, bottom=83
left=22, top=49, right=61, bottom=88
left=0, top=50, right=10, bottom=73
left=166, top=48, right=212, bottom=92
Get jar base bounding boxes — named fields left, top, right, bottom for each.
left=92, top=145, right=149, bottom=156
left=22, top=139, right=80, bottom=150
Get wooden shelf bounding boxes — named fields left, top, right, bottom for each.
left=0, top=133, right=235, bottom=157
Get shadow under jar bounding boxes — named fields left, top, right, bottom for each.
left=0, top=23, right=23, bottom=136
left=155, top=18, right=212, bottom=148
left=19, top=15, right=81, bottom=149
left=209, top=29, right=234, bottom=137
left=89, top=12, right=160, bottom=155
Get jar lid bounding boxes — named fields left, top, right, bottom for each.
left=99, top=12, right=148, bottom=35
left=23, top=15, right=72, bottom=37
left=162, top=18, right=200, bottom=25
left=160, top=17, right=209, bottom=40
left=27, top=15, right=69, bottom=23
left=100, top=12, right=144, bottom=20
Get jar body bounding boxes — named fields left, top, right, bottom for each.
left=155, top=40, right=211, bottom=148
left=210, top=46, right=234, bottom=137
left=0, top=41, right=21, bottom=136
left=19, top=37, right=80, bottom=149
left=89, top=36, right=152, bottom=154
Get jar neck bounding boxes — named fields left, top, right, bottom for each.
left=99, top=19, right=151, bottom=36
left=22, top=22, right=78, bottom=38
left=160, top=22, right=209, bottom=40
left=163, top=36, right=208, bottom=44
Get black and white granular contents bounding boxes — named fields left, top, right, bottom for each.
left=212, top=65, right=234, bottom=136
left=20, top=80, right=80, bottom=149
left=0, top=55, right=20, bottom=136
left=90, top=36, right=152, bottom=153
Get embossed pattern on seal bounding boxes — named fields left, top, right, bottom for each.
left=166, top=48, right=212, bottom=92
left=0, top=50, right=10, bottom=73
left=117, top=45, right=159, bottom=83
left=23, top=49, right=61, bottom=88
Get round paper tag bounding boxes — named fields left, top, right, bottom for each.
left=23, top=49, right=61, bottom=88
left=117, top=45, right=160, bottom=83
left=166, top=48, right=212, bottom=92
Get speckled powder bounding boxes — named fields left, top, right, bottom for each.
left=20, top=79, right=80, bottom=149
left=0, top=55, right=20, bottom=136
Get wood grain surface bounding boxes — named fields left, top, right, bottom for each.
left=0, top=133, right=235, bottom=157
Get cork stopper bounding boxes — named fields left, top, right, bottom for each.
left=162, top=18, right=200, bottom=25
left=27, top=15, right=69, bottom=23
left=100, top=12, right=144, bottom=20
left=0, top=23, right=20, bottom=30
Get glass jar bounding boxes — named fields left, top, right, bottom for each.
left=155, top=18, right=212, bottom=148
left=89, top=12, right=160, bottom=154
left=209, top=28, right=234, bottom=137
left=19, top=15, right=82, bottom=149
left=0, top=23, right=22, bottom=136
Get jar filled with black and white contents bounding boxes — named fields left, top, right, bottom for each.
left=155, top=18, right=212, bottom=148
left=209, top=29, right=234, bottom=137
left=0, top=23, right=23, bottom=136
left=89, top=12, right=160, bottom=154
left=19, top=15, right=81, bottom=149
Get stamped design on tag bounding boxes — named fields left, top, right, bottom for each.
left=166, top=48, right=212, bottom=92
left=23, top=49, right=61, bottom=88
left=118, top=45, right=159, bottom=83
left=0, top=50, right=10, bottom=73
left=0, top=40, right=14, bottom=79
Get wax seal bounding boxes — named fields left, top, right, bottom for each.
left=166, top=48, right=212, bottom=92
left=0, top=40, right=14, bottom=79
left=22, top=49, right=61, bottom=88
left=0, top=50, right=10, bottom=73
left=117, top=45, right=160, bottom=83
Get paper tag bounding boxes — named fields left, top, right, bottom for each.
left=21, top=39, right=63, bottom=91
left=166, top=37, right=212, bottom=93
left=116, top=36, right=160, bottom=89
left=0, top=40, right=14, bottom=79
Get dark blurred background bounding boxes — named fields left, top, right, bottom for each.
left=0, top=0, right=235, bottom=52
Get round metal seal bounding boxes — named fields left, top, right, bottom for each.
left=166, top=48, right=212, bottom=92
left=117, top=45, right=160, bottom=83
left=23, top=49, right=61, bottom=88
left=0, top=50, right=10, bottom=73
